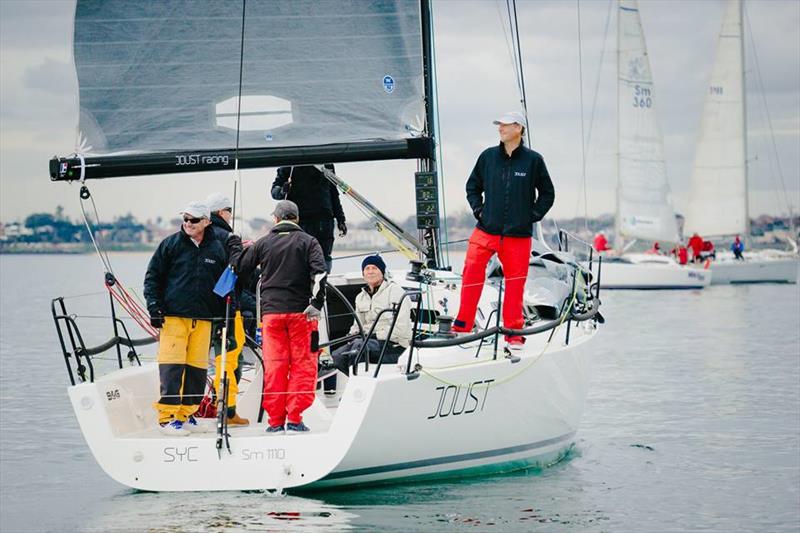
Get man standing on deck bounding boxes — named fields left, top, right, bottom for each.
left=228, top=200, right=327, bottom=434
left=144, top=201, right=227, bottom=436
left=451, top=112, right=555, bottom=350
left=205, top=192, right=249, bottom=427
left=271, top=164, right=347, bottom=273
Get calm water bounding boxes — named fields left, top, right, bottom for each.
left=1, top=253, right=798, bottom=532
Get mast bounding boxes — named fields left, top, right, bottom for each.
left=418, top=0, right=442, bottom=268
left=614, top=0, right=622, bottom=250
left=739, top=0, right=751, bottom=240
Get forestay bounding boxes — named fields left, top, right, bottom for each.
left=616, top=0, right=680, bottom=244
left=684, top=0, right=747, bottom=237
left=73, top=0, right=426, bottom=155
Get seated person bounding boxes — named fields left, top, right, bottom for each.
left=324, top=255, right=412, bottom=393
left=645, top=242, right=661, bottom=255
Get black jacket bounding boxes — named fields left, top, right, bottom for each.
left=271, top=164, right=345, bottom=222
left=144, top=226, right=227, bottom=320
left=230, top=221, right=327, bottom=315
left=466, top=143, right=555, bottom=237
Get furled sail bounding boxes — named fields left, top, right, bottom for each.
left=54, top=0, right=429, bottom=179
left=684, top=0, right=747, bottom=237
left=616, top=0, right=680, bottom=244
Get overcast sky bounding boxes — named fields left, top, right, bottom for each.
left=1, top=0, right=798, bottom=228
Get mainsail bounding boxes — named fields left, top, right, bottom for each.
left=684, top=0, right=747, bottom=237
left=616, top=0, right=680, bottom=244
left=52, top=0, right=432, bottom=179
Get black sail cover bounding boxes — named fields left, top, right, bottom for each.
left=73, top=0, right=426, bottom=156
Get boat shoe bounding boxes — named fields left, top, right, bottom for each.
left=159, top=419, right=190, bottom=436
left=266, top=424, right=285, bottom=434
left=227, top=413, right=250, bottom=426
left=286, top=421, right=310, bottom=433
left=184, top=415, right=213, bottom=433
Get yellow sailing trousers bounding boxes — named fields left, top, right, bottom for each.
left=213, top=311, right=245, bottom=412
left=154, top=316, right=211, bottom=424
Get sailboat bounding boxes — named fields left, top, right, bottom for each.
left=597, top=0, right=712, bottom=290
left=684, top=0, right=798, bottom=284
left=48, top=1, right=603, bottom=491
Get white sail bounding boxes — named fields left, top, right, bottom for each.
left=684, top=0, right=747, bottom=237
left=616, top=0, right=680, bottom=244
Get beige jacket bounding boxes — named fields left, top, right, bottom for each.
left=348, top=280, right=412, bottom=347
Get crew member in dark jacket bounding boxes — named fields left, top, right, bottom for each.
left=452, top=112, right=555, bottom=350
left=205, top=192, right=249, bottom=426
left=229, top=200, right=327, bottom=433
left=271, top=164, right=346, bottom=273
left=144, top=201, right=227, bottom=435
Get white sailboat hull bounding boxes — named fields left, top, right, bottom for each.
left=595, top=254, right=711, bottom=290
left=708, top=252, right=798, bottom=284
left=67, top=321, right=596, bottom=492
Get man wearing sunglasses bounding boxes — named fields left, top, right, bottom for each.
left=144, top=201, right=228, bottom=436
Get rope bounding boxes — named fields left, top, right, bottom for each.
left=78, top=188, right=114, bottom=275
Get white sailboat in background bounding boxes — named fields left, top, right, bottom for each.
left=684, top=0, right=798, bottom=284
left=599, top=0, right=711, bottom=290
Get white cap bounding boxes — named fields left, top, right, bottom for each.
left=180, top=201, right=210, bottom=220
left=205, top=192, right=232, bottom=213
left=493, top=111, right=527, bottom=128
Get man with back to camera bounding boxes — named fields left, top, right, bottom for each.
left=451, top=112, right=555, bottom=350
left=144, top=201, right=227, bottom=435
left=271, top=164, right=346, bottom=273
left=227, top=200, right=327, bottom=434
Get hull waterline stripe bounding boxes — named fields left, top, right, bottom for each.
left=324, top=431, right=576, bottom=481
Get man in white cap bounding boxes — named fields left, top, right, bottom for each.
left=144, top=201, right=227, bottom=435
left=451, top=111, right=555, bottom=350
left=205, top=192, right=249, bottom=426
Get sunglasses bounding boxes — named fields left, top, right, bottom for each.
left=183, top=217, right=203, bottom=224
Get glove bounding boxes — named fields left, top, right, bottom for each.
left=337, top=220, right=347, bottom=237
left=472, top=206, right=483, bottom=222
left=149, top=308, right=164, bottom=329
left=303, top=304, right=321, bottom=321
left=281, top=182, right=291, bottom=197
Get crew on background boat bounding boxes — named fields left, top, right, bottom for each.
left=144, top=201, right=227, bottom=436
left=228, top=200, right=327, bottom=434
left=323, top=254, right=412, bottom=394
left=646, top=242, right=661, bottom=255
left=670, top=244, right=689, bottom=265
left=593, top=232, right=610, bottom=252
left=701, top=239, right=716, bottom=261
left=205, top=192, right=249, bottom=427
left=452, top=111, right=555, bottom=350
left=687, top=232, right=704, bottom=263
left=731, top=235, right=745, bottom=260
left=271, top=164, right=347, bottom=273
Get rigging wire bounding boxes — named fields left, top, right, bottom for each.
left=232, top=0, right=247, bottom=231
left=510, top=0, right=531, bottom=146
left=573, top=0, right=613, bottom=229
left=743, top=6, right=796, bottom=226
left=576, top=0, right=589, bottom=234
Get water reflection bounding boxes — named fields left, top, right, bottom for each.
left=79, top=491, right=358, bottom=532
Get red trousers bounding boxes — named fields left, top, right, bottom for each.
left=455, top=228, right=532, bottom=331
left=261, top=313, right=318, bottom=427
